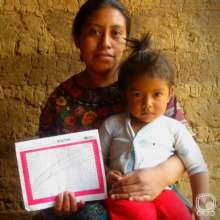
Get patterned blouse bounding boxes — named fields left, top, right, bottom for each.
left=39, top=74, right=185, bottom=137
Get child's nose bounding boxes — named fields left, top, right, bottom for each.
left=142, top=97, right=153, bottom=108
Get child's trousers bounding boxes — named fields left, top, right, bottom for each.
left=105, top=190, right=192, bottom=220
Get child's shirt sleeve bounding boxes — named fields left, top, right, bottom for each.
left=174, top=123, right=208, bottom=176
left=99, top=119, right=112, bottom=168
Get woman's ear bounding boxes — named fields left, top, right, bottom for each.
left=75, top=39, right=80, bottom=48
left=74, top=38, right=84, bottom=61
left=74, top=34, right=80, bottom=48
left=169, top=85, right=175, bottom=98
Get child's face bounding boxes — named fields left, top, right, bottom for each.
left=125, top=74, right=173, bottom=124
left=77, top=7, right=127, bottom=74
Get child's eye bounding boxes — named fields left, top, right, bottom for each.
left=154, top=92, right=162, bottom=97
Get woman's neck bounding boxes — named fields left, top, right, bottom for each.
left=77, top=68, right=118, bottom=89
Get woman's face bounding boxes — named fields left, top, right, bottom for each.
left=77, top=7, right=127, bottom=74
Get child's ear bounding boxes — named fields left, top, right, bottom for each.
left=121, top=91, right=127, bottom=105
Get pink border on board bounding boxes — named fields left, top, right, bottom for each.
left=20, top=139, right=105, bottom=206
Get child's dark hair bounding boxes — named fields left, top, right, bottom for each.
left=73, top=0, right=131, bottom=45
left=118, top=33, right=174, bottom=91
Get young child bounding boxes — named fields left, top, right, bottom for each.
left=99, top=34, right=209, bottom=220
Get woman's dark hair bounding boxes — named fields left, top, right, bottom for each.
left=118, top=33, right=174, bottom=91
left=73, top=0, right=131, bottom=44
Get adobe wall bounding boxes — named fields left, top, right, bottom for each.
left=0, top=1, right=219, bottom=219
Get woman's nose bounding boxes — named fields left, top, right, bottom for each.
left=100, top=32, right=111, bottom=48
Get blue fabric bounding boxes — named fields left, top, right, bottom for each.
left=75, top=202, right=107, bottom=220
left=43, top=202, right=107, bottom=220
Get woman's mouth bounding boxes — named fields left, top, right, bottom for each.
left=95, top=52, right=114, bottom=60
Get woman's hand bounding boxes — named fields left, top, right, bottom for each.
left=106, top=169, right=123, bottom=187
left=110, top=155, right=185, bottom=201
left=110, top=167, right=169, bottom=201
left=54, top=191, right=85, bottom=216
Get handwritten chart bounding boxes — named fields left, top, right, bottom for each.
left=15, top=130, right=107, bottom=211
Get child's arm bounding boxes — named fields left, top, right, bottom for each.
left=173, top=121, right=209, bottom=219
left=190, top=172, right=209, bottom=220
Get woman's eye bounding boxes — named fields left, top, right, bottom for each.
left=89, top=28, right=102, bottom=36
left=111, top=30, right=123, bottom=39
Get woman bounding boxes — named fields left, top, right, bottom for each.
left=39, top=0, right=186, bottom=219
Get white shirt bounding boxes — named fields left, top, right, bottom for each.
left=99, top=113, right=208, bottom=175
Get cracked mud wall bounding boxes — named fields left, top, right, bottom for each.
left=0, top=0, right=219, bottom=219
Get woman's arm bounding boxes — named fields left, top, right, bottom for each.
left=110, top=155, right=185, bottom=201
left=190, top=173, right=209, bottom=220
left=156, top=154, right=185, bottom=186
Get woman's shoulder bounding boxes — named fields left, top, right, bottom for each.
left=50, top=73, right=87, bottom=102
left=59, top=74, right=79, bottom=92
left=46, top=74, right=77, bottom=97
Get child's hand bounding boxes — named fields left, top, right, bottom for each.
left=107, top=170, right=123, bottom=188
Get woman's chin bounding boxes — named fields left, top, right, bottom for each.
left=90, top=64, right=116, bottom=74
